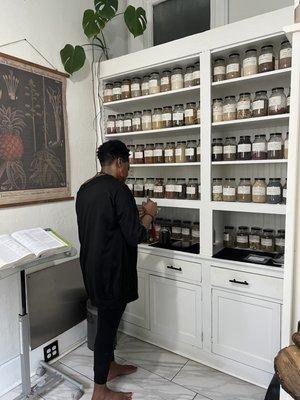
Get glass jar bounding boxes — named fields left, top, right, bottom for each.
left=116, top=113, right=124, bottom=133
left=121, top=78, right=131, bottom=99
left=128, top=145, right=135, bottom=164
left=149, top=72, right=160, bottom=94
left=249, top=227, right=262, bottom=250
left=197, top=102, right=201, bottom=124
left=172, top=220, right=182, bottom=240
left=145, top=178, right=155, bottom=197
left=237, top=178, right=252, bottom=202
left=213, top=58, right=226, bottom=82
left=162, top=106, right=173, bottom=128
left=126, top=177, right=135, bottom=193
left=142, top=109, right=152, bottom=131
left=134, top=178, right=144, bottom=197
left=212, top=178, right=223, bottom=201
left=252, top=90, right=268, bottom=117
left=223, top=96, right=237, bottom=121
left=267, top=178, right=282, bottom=204
left=267, top=133, right=283, bottom=159
left=141, top=75, right=150, bottom=96
left=237, top=136, right=252, bottom=160
left=252, top=134, right=267, bottom=160
left=243, top=49, right=258, bottom=76
left=173, top=104, right=185, bottom=126
left=279, top=40, right=292, bottom=69
left=112, top=81, right=122, bottom=101
left=236, top=226, right=249, bottom=249
left=193, top=61, right=200, bottom=85
left=160, top=70, right=171, bottom=92
left=287, top=88, right=290, bottom=113
left=152, top=108, right=163, bottom=130
left=185, top=102, right=197, bottom=125
left=185, top=140, right=197, bottom=162
left=131, top=77, right=141, bottom=98
left=123, top=112, right=133, bottom=132
left=153, top=143, right=164, bottom=163
left=184, top=65, right=194, bottom=88
left=237, top=92, right=252, bottom=119
left=154, top=178, right=164, bottom=198
left=134, top=144, right=144, bottom=164
left=144, top=143, right=154, bottom=164
left=106, top=114, right=116, bottom=134
left=226, top=53, right=241, bottom=79
left=175, top=141, right=186, bottom=163
left=176, top=178, right=187, bottom=199
left=154, top=218, right=163, bottom=239
left=164, top=142, right=175, bottom=163
left=223, top=136, right=237, bottom=161
left=212, top=138, right=223, bottom=162
left=165, top=178, right=177, bottom=199
left=182, top=221, right=192, bottom=247
left=284, top=132, right=289, bottom=159
left=269, top=87, right=287, bottom=115
left=104, top=83, right=113, bottom=102
left=275, top=230, right=285, bottom=253
left=186, top=178, right=199, bottom=200
left=252, top=178, right=267, bottom=203
left=171, top=67, right=184, bottom=90
left=223, top=178, right=236, bottom=202
left=261, top=229, right=275, bottom=252
left=132, top=111, right=142, bottom=132
left=191, top=222, right=200, bottom=244
left=197, top=140, right=201, bottom=162
left=198, top=183, right=201, bottom=200
left=212, top=98, right=223, bottom=122
left=258, top=45, right=275, bottom=73
left=283, top=178, right=287, bottom=204
left=223, top=226, right=235, bottom=248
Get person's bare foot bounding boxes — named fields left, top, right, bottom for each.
left=92, top=383, right=132, bottom=400
left=107, top=361, right=137, bottom=382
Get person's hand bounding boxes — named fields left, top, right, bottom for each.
left=142, top=199, right=157, bottom=218
left=138, top=205, right=146, bottom=220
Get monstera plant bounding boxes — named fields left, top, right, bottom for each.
left=60, top=0, right=147, bottom=75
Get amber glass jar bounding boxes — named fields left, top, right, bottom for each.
left=164, top=142, right=175, bottom=163
left=258, top=45, right=275, bottom=73
left=185, top=102, right=197, bottom=125
left=213, top=58, right=226, bottom=82
left=131, top=77, right=141, bottom=97
left=132, top=111, right=142, bottom=132
left=212, top=178, right=223, bottom=201
left=185, top=140, right=197, bottom=162
left=252, top=91, right=268, bottom=117
left=237, top=136, right=252, bottom=160
left=236, top=226, right=249, bottom=249
left=175, top=141, right=186, bottom=163
left=152, top=108, right=163, bottom=130
left=243, top=49, right=258, bottom=76
left=149, top=72, right=160, bottom=94
left=134, top=178, right=144, bottom=197
left=123, top=112, right=133, bottom=132
left=223, top=137, right=237, bottom=161
left=184, top=65, right=194, bottom=88
left=165, top=178, right=177, bottom=199
left=144, top=143, right=154, bottom=164
left=249, top=227, right=262, bottom=250
left=212, top=138, right=223, bottom=162
left=116, top=114, right=124, bottom=133
left=161, top=70, right=171, bottom=92
left=153, top=143, right=164, bottom=163
left=252, top=178, right=266, bottom=203
left=112, top=81, right=122, bottom=101
left=279, top=40, right=292, bottom=69
left=261, top=229, right=275, bottom=252
left=104, top=83, right=113, bottom=102
left=237, top=93, right=252, bottom=119
left=162, top=106, right=173, bottom=128
left=193, top=61, right=200, bottom=85
left=186, top=178, right=199, bottom=200
left=134, top=144, right=144, bottom=164
left=223, top=226, right=235, bottom=248
left=106, top=115, right=116, bottom=134
left=154, top=178, right=164, bottom=198
left=226, top=53, right=241, bottom=79
left=237, top=178, right=252, bottom=202
left=173, top=104, right=185, bottom=126
left=121, top=79, right=131, bottom=99
left=223, top=178, right=236, bottom=202
left=223, top=96, right=237, bottom=121
left=176, top=178, right=187, bottom=199
left=141, top=75, right=150, bottom=96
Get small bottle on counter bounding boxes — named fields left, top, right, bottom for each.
left=116, top=113, right=124, bottom=133
left=261, top=229, right=275, bottom=252
left=134, top=144, right=144, bottom=164
left=237, top=92, right=252, bottom=119
left=237, top=136, right=252, bottom=160
left=134, top=178, right=144, bottom=197
left=141, top=75, right=150, bottom=96
left=223, top=136, right=237, bottom=161
left=176, top=178, right=187, bottom=199
left=186, top=178, right=199, bottom=200
left=144, top=143, right=154, bottom=164
left=252, top=178, right=267, bottom=203
left=212, top=178, right=223, bottom=201
left=283, top=178, right=287, bottom=204
left=284, top=132, right=289, bottom=159
left=212, top=138, right=223, bottom=162
left=223, top=96, right=237, bottom=121
left=131, top=77, right=141, bottom=98
left=112, top=81, right=122, bottom=101
left=161, top=70, right=171, bottom=92
left=226, top=53, right=241, bottom=79
left=268, top=87, right=287, bottom=115
left=175, top=141, right=187, bottom=163
left=145, top=178, right=155, bottom=197
left=132, top=111, right=142, bottom=132
left=252, top=134, right=267, bottom=160
left=184, top=65, right=194, bottom=87
left=142, top=109, right=152, bottom=131
left=121, top=78, right=131, bottom=99
left=213, top=58, right=226, bottom=82
left=123, top=112, right=133, bottom=132
left=275, top=230, right=285, bottom=253
left=223, top=226, right=235, bottom=248
left=128, top=145, right=135, bottom=164
left=279, top=40, right=292, bottom=69
left=164, top=142, right=175, bottom=163
left=252, top=90, right=268, bottom=117
left=185, top=102, right=197, bottom=125
left=162, top=106, right=173, bottom=128
left=237, top=178, right=252, bottom=202
left=153, top=143, right=164, bottom=163
left=267, top=178, right=282, bottom=204
left=153, top=178, right=164, bottom=199
left=258, top=45, right=275, bottom=73
left=212, top=98, right=223, bottom=123
left=249, top=227, right=262, bottom=250
left=106, top=115, right=116, bottom=134
left=104, top=83, right=113, bottom=102
left=149, top=72, right=160, bottom=94
left=152, top=108, right=163, bottom=130
left=243, top=49, right=258, bottom=76
left=267, top=133, right=283, bottom=159
left=236, top=226, right=249, bottom=249
left=173, top=104, right=185, bottom=126
left=223, top=178, right=236, bottom=202
left=193, top=61, right=200, bottom=85
left=171, top=67, right=184, bottom=90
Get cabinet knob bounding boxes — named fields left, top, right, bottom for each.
left=167, top=265, right=182, bottom=272
left=229, top=278, right=249, bottom=286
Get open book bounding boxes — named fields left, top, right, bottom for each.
left=0, top=228, right=72, bottom=270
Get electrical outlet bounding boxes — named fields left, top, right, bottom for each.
left=43, top=340, right=59, bottom=362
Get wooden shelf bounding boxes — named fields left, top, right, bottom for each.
left=135, top=197, right=201, bottom=209
left=130, top=162, right=201, bottom=168
left=105, top=124, right=201, bottom=139
left=212, top=159, right=287, bottom=166
left=212, top=114, right=290, bottom=130
left=211, top=201, right=286, bottom=215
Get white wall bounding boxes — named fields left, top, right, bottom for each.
left=229, top=0, right=293, bottom=23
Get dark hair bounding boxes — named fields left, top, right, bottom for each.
left=97, top=140, right=129, bottom=167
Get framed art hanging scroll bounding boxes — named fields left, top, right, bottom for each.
left=0, top=52, right=71, bottom=207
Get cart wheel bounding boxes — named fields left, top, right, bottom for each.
left=36, top=366, right=46, bottom=377
left=72, top=389, right=83, bottom=400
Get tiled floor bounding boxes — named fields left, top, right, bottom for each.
left=1, top=333, right=267, bottom=400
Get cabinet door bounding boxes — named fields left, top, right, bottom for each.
left=212, top=289, right=281, bottom=372
left=150, top=275, right=202, bottom=347
left=123, top=272, right=150, bottom=329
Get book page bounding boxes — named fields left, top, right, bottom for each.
left=0, top=234, right=34, bottom=268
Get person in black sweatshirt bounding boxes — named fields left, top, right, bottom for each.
left=76, top=140, right=157, bottom=400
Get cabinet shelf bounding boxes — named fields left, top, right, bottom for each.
left=212, top=114, right=290, bottom=130
left=211, top=201, right=286, bottom=215
left=105, top=124, right=201, bottom=139
left=131, top=162, right=201, bottom=168
left=212, top=159, right=287, bottom=166
left=135, top=197, right=201, bottom=209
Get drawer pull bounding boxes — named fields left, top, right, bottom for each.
left=229, top=279, right=249, bottom=286
left=167, top=265, right=182, bottom=272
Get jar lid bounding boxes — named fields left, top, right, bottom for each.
left=225, top=225, right=234, bottom=229
left=174, top=103, right=184, bottom=107
left=261, top=44, right=273, bottom=49
left=263, top=229, right=274, bottom=233
left=270, top=133, right=282, bottom=136
left=154, top=107, right=162, bottom=111
left=240, top=178, right=251, bottom=180
left=229, top=136, right=236, bottom=140
left=281, top=40, right=290, bottom=45
left=132, top=76, right=140, bottom=80
left=122, top=78, right=131, bottom=82
left=172, top=67, right=183, bottom=71
left=186, top=102, right=196, bottom=106
left=255, top=90, right=267, bottom=94
left=245, top=48, right=257, bottom=53
left=272, top=87, right=284, bottom=91
left=162, top=69, right=171, bottom=73
left=225, top=95, right=236, bottom=99
left=269, top=178, right=281, bottom=181
left=163, top=105, right=172, bottom=108
left=255, top=134, right=266, bottom=138
left=133, top=110, right=141, bottom=113
left=143, top=75, right=150, bottom=78
left=143, top=109, right=152, bottom=112
left=240, top=92, right=251, bottom=96
left=150, top=71, right=160, bottom=75
left=251, top=227, right=261, bottom=231
left=238, top=226, right=248, bottom=230
left=186, top=64, right=195, bottom=69
left=214, top=58, right=225, bottom=62
left=105, top=82, right=113, bottom=86
left=173, top=219, right=181, bottom=224
left=114, top=81, right=121, bottom=84
left=255, top=177, right=266, bottom=180
left=183, top=220, right=191, bottom=224
left=107, top=114, right=115, bottom=118
left=229, top=52, right=240, bottom=57
left=193, top=222, right=200, bottom=226
left=188, top=140, right=197, bottom=144
left=194, top=61, right=200, bottom=66
left=125, top=112, right=133, bottom=116
left=116, top=113, right=124, bottom=117
left=170, top=142, right=175, bottom=144
left=278, top=229, right=285, bottom=234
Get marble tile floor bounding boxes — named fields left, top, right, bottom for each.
left=0, top=333, right=267, bottom=400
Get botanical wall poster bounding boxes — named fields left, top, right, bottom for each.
left=0, top=53, right=70, bottom=206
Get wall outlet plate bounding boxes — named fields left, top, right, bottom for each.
left=43, top=340, right=59, bottom=362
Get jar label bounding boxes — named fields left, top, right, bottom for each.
left=124, top=119, right=132, bottom=127
left=127, top=183, right=133, bottom=191
left=213, top=145, right=223, bottom=154
left=253, top=142, right=266, bottom=152
left=142, top=115, right=152, bottom=123
left=172, top=227, right=181, bottom=234
left=171, top=74, right=183, bottom=83
left=267, top=186, right=281, bottom=196
left=223, top=104, right=236, bottom=114
left=135, top=151, right=143, bottom=159
left=154, top=186, right=163, bottom=193
left=184, top=73, right=193, bottom=82
left=187, top=187, right=196, bottom=195
left=165, top=184, right=175, bottom=192
left=165, top=149, right=174, bottom=157
left=268, top=141, right=282, bottom=151
left=226, top=63, right=239, bottom=73
left=175, top=185, right=182, bottom=193
left=129, top=151, right=133, bottom=159
left=198, top=185, right=201, bottom=194
left=185, top=109, right=194, bottom=117
left=185, top=148, right=195, bottom=156
left=214, top=66, right=226, bottom=75
left=275, top=238, right=285, bottom=247
left=197, top=109, right=201, bottom=120
left=261, top=238, right=272, bottom=247
left=145, top=183, right=154, bottom=190
left=107, top=121, right=115, bottom=128
left=134, top=184, right=143, bottom=191
left=175, top=148, right=183, bottom=156
left=154, top=149, right=163, bottom=157
left=116, top=120, right=124, bottom=128
left=287, top=97, right=290, bottom=106
left=237, top=235, right=248, bottom=244
left=238, top=143, right=251, bottom=153
left=144, top=150, right=153, bottom=157
left=132, top=117, right=141, bottom=126
left=131, top=83, right=140, bottom=91
left=269, top=96, right=282, bottom=107
left=249, top=235, right=260, bottom=243
left=153, top=114, right=162, bottom=122
left=193, top=70, right=200, bottom=79
left=280, top=48, right=292, bottom=59
left=192, top=230, right=200, bottom=238
left=224, top=145, right=236, bottom=154
left=283, top=189, right=287, bottom=198
left=223, top=187, right=236, bottom=196
left=182, top=228, right=190, bottom=235
left=162, top=113, right=172, bottom=121
left=223, top=233, right=230, bottom=241
left=238, top=185, right=251, bottom=195
left=173, top=112, right=184, bottom=121
left=237, top=100, right=251, bottom=111
left=213, top=185, right=222, bottom=194
left=113, top=87, right=122, bottom=95
left=259, top=53, right=273, bottom=64
left=141, top=82, right=149, bottom=90
left=121, top=84, right=130, bottom=92
left=161, top=76, right=170, bottom=85
left=243, top=57, right=257, bottom=67
left=253, top=186, right=266, bottom=196
left=213, top=107, right=223, bottom=117
left=252, top=100, right=265, bottom=110
left=197, top=146, right=201, bottom=155
left=104, top=88, right=113, bottom=96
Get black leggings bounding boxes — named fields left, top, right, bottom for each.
left=94, top=304, right=126, bottom=384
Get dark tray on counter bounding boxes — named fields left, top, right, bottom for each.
left=149, top=240, right=200, bottom=254
left=213, top=247, right=284, bottom=267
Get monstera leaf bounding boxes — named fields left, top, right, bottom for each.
left=94, top=0, right=118, bottom=20
left=60, top=44, right=86, bottom=74
left=82, top=9, right=107, bottom=38
left=124, top=6, right=147, bottom=38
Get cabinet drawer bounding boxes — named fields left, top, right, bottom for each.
left=138, top=252, right=202, bottom=284
left=211, top=266, right=283, bottom=300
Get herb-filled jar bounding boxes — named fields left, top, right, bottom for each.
left=237, top=178, right=252, bottom=202
left=134, top=178, right=144, bottom=197
left=185, top=140, right=197, bottom=162
left=267, top=133, right=283, bottom=159
left=184, top=65, right=194, bottom=88
left=171, top=67, right=184, bottom=90
left=161, top=70, right=171, bottom=92
left=164, top=142, right=175, bottom=163
left=279, top=40, right=292, bottom=69
left=252, top=90, right=268, bottom=117
left=134, top=144, right=144, bottom=164
left=252, top=178, right=266, bottom=203
left=162, top=106, right=173, bottom=128
left=176, top=178, right=187, bottom=199
left=197, top=140, right=201, bottom=162
left=181, top=221, right=191, bottom=247
left=165, top=178, right=177, bottom=199
left=145, top=178, right=155, bottom=197
left=252, top=134, right=267, bottom=160
left=154, top=143, right=164, bottom=163
left=237, top=92, right=252, bottom=119
left=236, top=226, right=249, bottom=249
left=212, top=98, right=223, bottom=122
left=223, top=136, right=237, bottom=161
left=249, top=227, right=262, bottom=250
left=226, top=53, right=241, bottom=79
left=132, top=111, right=142, bottom=131
left=284, top=132, right=289, bottom=159
left=172, top=220, right=182, bottom=240
left=123, top=112, right=133, bottom=132
left=106, top=115, right=116, bottom=134
left=212, top=178, right=223, bottom=201
left=213, top=58, right=226, bottom=82
left=113, top=81, right=122, bottom=101
left=197, top=102, right=201, bottom=124
left=121, top=78, right=131, bottom=99
left=191, top=222, right=200, bottom=244
left=154, top=218, right=163, bottom=239
left=128, top=145, right=135, bottom=164
left=223, top=178, right=236, bottom=202
left=268, top=87, right=287, bottom=115
left=258, top=45, right=275, bottom=73
left=131, top=77, right=141, bottom=97
left=149, top=72, right=160, bottom=94
left=267, top=178, right=282, bottom=204
left=142, top=109, right=152, bottom=131
left=154, top=178, right=164, bottom=199
left=173, top=104, right=185, bottom=126
left=185, top=102, right=197, bottom=125
left=115, top=114, right=124, bottom=133
left=223, top=96, right=237, bottom=121
left=223, top=226, right=235, bottom=248
left=193, top=61, right=200, bottom=85
left=141, top=75, right=150, bottom=96
left=283, top=178, right=287, bottom=204
left=243, top=49, right=258, bottom=76
left=104, top=83, right=113, bottom=102
left=212, top=138, right=223, bottom=162
left=186, top=178, right=199, bottom=200
left=275, top=230, right=285, bottom=253
left=237, top=136, right=252, bottom=160
left=152, top=108, right=163, bottom=130
left=261, top=229, right=275, bottom=252
left=144, top=143, right=154, bottom=164
left=126, top=177, right=135, bottom=193
left=175, top=141, right=186, bottom=163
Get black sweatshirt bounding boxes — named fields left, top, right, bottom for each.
left=75, top=174, right=147, bottom=309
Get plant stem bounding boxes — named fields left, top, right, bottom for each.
left=100, top=32, right=109, bottom=59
